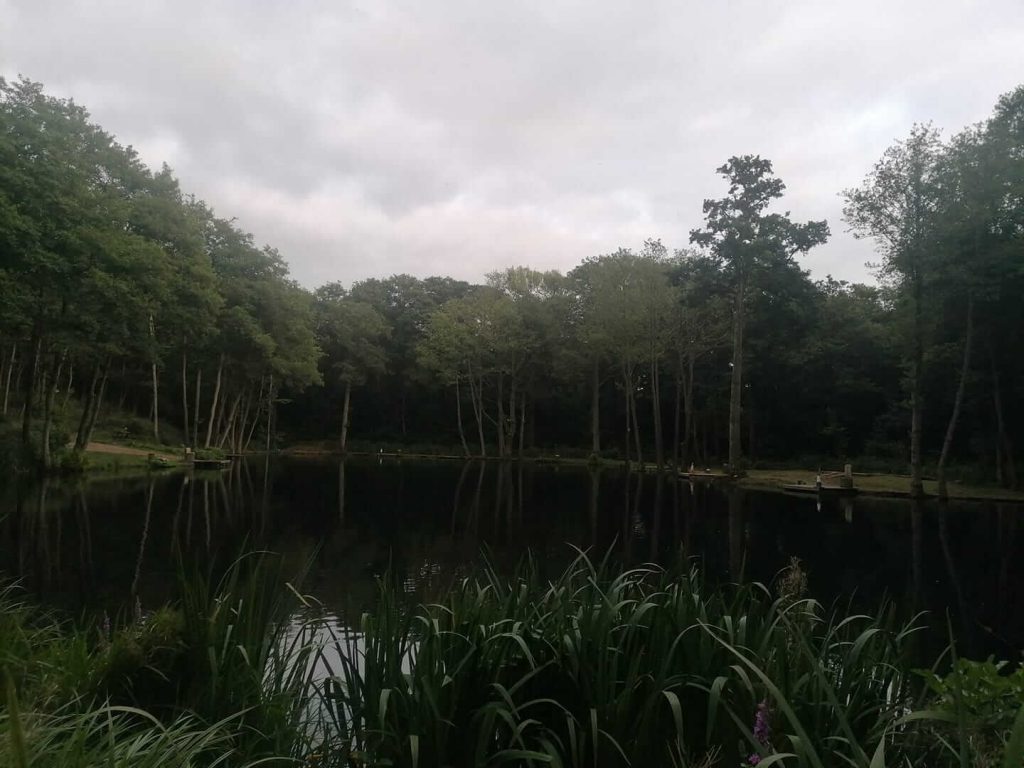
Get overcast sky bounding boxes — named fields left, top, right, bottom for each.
left=2, top=1, right=1022, bottom=289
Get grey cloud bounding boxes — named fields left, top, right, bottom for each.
left=3, top=0, right=1023, bottom=288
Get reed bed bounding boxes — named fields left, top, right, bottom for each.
left=1, top=550, right=1022, bottom=767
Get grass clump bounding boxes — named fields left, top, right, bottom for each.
left=0, top=553, right=318, bottom=766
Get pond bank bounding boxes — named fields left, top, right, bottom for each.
left=282, top=445, right=1024, bottom=503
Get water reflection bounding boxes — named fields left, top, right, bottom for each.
left=0, top=457, right=1021, bottom=658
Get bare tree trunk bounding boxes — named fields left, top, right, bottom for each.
left=181, top=346, right=190, bottom=446
left=149, top=315, right=160, bottom=444
left=234, top=388, right=252, bottom=454
left=683, top=353, right=696, bottom=467
left=264, top=374, right=275, bottom=452
left=339, top=380, right=352, bottom=453
left=61, top=361, right=73, bottom=412
left=82, top=361, right=109, bottom=448
left=41, top=349, right=67, bottom=470
left=517, top=392, right=526, bottom=459
left=21, top=327, right=42, bottom=449
left=672, top=366, right=682, bottom=468
left=909, top=272, right=925, bottom=497
left=75, top=367, right=101, bottom=450
left=204, top=354, right=224, bottom=449
left=746, top=390, right=755, bottom=463
left=244, top=377, right=265, bottom=454
left=590, top=358, right=601, bottom=455
left=629, top=368, right=643, bottom=466
left=192, top=368, right=202, bottom=449
left=937, top=297, right=973, bottom=499
left=651, top=356, right=664, bottom=469
left=496, top=375, right=506, bottom=457
left=217, top=390, right=242, bottom=448
left=1, top=343, right=15, bottom=417
left=455, top=376, right=470, bottom=458
left=991, top=349, right=1016, bottom=489
left=728, top=277, right=745, bottom=474
left=469, top=374, right=486, bottom=458
left=622, top=364, right=631, bottom=467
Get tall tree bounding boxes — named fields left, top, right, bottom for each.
left=315, top=287, right=390, bottom=453
left=692, top=156, right=829, bottom=473
left=844, top=127, right=944, bottom=496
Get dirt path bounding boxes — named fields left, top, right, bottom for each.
left=86, top=442, right=178, bottom=462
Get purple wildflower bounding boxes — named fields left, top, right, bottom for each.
left=745, top=699, right=771, bottom=767
left=753, top=700, right=771, bottom=745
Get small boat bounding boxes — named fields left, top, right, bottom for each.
left=782, top=483, right=858, bottom=497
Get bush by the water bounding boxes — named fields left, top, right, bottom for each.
left=1, top=551, right=1022, bottom=767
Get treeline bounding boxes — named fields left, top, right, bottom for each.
left=0, top=77, right=320, bottom=469
left=2, top=77, right=1023, bottom=493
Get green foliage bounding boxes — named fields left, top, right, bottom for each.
left=3, top=76, right=1024, bottom=484
left=918, top=658, right=1024, bottom=764
left=3, top=550, right=1024, bottom=766
left=314, top=551, right=914, bottom=766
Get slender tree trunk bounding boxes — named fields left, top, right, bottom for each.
left=506, top=381, right=518, bottom=458
left=1, top=343, right=15, bottom=417
left=75, top=367, right=101, bottom=450
left=590, top=358, right=601, bottom=456
left=496, top=375, right=506, bottom=458
left=116, top=361, right=128, bottom=411
left=746, top=390, right=755, bottom=463
left=82, top=361, right=109, bottom=448
left=683, top=353, right=695, bottom=467
left=937, top=297, right=974, bottom=499
left=622, top=364, right=631, bottom=467
left=41, top=349, right=66, bottom=470
left=651, top=355, right=664, bottom=469
left=192, top=368, right=202, bottom=449
left=218, top=390, right=242, bottom=448
left=728, top=277, right=745, bottom=473
left=517, top=392, right=526, bottom=458
left=469, top=374, right=486, bottom=458
left=149, top=315, right=160, bottom=444
left=629, top=368, right=643, bottom=466
left=909, top=271, right=925, bottom=497
left=264, top=374, right=275, bottom=452
left=455, top=377, right=470, bottom=458
left=21, top=327, right=42, bottom=449
left=204, top=354, right=224, bottom=449
left=672, top=366, right=682, bottom=468
left=235, top=388, right=253, bottom=454
left=61, top=361, right=73, bottom=412
left=339, top=380, right=352, bottom=453
left=181, top=347, right=190, bottom=446
left=243, top=377, right=265, bottom=453
left=990, top=349, right=1016, bottom=489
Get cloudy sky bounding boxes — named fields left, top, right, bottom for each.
left=2, top=1, right=1022, bottom=288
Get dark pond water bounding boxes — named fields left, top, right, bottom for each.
left=1, top=457, right=1021, bottom=659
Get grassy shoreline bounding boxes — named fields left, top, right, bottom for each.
left=283, top=443, right=1024, bottom=503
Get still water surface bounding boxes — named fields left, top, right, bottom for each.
left=1, top=457, right=1021, bottom=659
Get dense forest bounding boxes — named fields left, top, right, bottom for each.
left=2, top=76, right=1023, bottom=494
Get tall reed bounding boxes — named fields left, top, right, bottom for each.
left=311, top=550, right=930, bottom=766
